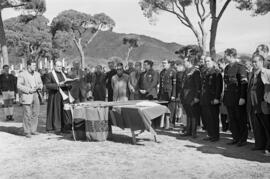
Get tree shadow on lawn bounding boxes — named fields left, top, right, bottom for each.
left=0, top=122, right=47, bottom=136
left=156, top=127, right=270, bottom=163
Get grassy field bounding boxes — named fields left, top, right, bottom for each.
left=0, top=103, right=270, bottom=179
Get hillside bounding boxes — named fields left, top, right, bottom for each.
left=57, top=31, right=183, bottom=66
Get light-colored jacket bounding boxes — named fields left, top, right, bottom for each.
left=17, top=70, right=43, bottom=104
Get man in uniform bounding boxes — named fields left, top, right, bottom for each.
left=158, top=59, right=177, bottom=129
left=181, top=57, right=201, bottom=138
left=223, top=48, right=248, bottom=146
left=200, top=57, right=223, bottom=142
left=0, top=65, right=17, bottom=121
left=138, top=60, right=159, bottom=100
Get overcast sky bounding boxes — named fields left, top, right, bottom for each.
left=3, top=0, right=270, bottom=54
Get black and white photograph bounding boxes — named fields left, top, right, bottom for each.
left=0, top=0, right=270, bottom=178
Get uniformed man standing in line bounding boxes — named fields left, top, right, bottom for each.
left=223, top=48, right=248, bottom=146
left=181, top=57, right=201, bottom=138
left=200, top=57, right=223, bottom=142
left=138, top=60, right=159, bottom=100
left=158, top=59, right=177, bottom=129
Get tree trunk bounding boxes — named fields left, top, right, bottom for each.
left=125, top=47, right=132, bottom=66
left=0, top=10, right=9, bottom=65
left=210, top=18, right=218, bottom=60
left=73, top=38, right=85, bottom=69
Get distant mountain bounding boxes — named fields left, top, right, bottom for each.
left=61, top=31, right=183, bottom=66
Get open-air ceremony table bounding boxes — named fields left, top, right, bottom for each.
left=72, top=100, right=170, bottom=144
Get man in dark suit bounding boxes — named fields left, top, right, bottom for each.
left=138, top=60, right=159, bottom=100
left=105, top=61, right=117, bottom=102
left=223, top=48, right=248, bottom=146
left=181, top=57, right=201, bottom=138
left=200, top=57, right=223, bottom=142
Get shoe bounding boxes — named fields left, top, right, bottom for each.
left=9, top=116, right=14, bottom=121
left=210, top=138, right=219, bottom=142
left=55, top=131, right=61, bottom=135
left=192, top=134, right=198, bottom=139
left=227, top=140, right=238, bottom=145
left=237, top=141, right=247, bottom=147
left=264, top=150, right=270, bottom=156
left=203, top=137, right=212, bottom=141
left=25, top=133, right=31, bottom=138
left=31, top=132, right=39, bottom=135
left=5, top=116, right=10, bottom=121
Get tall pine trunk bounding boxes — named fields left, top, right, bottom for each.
left=0, top=10, right=9, bottom=65
left=210, top=18, right=219, bottom=60
left=74, top=38, right=85, bottom=69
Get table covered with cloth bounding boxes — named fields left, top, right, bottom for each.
left=72, top=106, right=109, bottom=141
left=110, top=103, right=170, bottom=143
left=72, top=100, right=170, bottom=143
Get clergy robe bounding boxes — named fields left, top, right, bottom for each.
left=45, top=71, right=72, bottom=132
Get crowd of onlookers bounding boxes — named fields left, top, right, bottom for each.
left=0, top=44, right=270, bottom=156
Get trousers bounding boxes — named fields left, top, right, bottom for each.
left=22, top=93, right=40, bottom=134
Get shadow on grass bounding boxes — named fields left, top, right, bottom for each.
left=0, top=126, right=24, bottom=136
left=156, top=126, right=270, bottom=163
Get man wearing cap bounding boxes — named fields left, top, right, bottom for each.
left=158, top=59, right=177, bottom=129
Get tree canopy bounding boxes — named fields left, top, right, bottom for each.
left=51, top=9, right=115, bottom=68
left=139, top=0, right=270, bottom=59
left=4, top=15, right=54, bottom=62
left=0, top=0, right=47, bottom=65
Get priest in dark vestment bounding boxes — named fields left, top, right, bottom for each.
left=45, top=60, right=74, bottom=133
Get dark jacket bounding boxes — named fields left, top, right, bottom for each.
left=223, top=62, right=248, bottom=106
left=182, top=67, right=201, bottom=105
left=138, top=68, right=159, bottom=99
left=0, top=73, right=17, bottom=93
left=159, top=68, right=177, bottom=99
left=200, top=67, right=223, bottom=106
